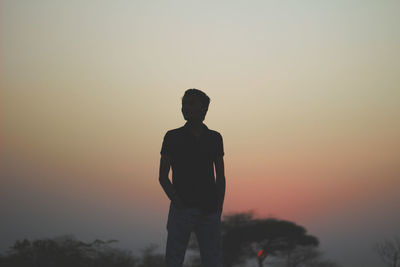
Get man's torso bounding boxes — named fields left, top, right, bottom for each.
left=161, top=122, right=224, bottom=212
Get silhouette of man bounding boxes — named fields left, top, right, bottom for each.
left=159, top=89, right=225, bottom=267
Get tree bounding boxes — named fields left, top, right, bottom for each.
left=221, top=212, right=319, bottom=267
left=375, top=237, right=400, bottom=267
left=0, top=235, right=139, bottom=267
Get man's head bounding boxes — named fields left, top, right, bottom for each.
left=181, top=89, right=210, bottom=122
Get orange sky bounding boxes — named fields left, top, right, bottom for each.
left=1, top=1, right=400, bottom=266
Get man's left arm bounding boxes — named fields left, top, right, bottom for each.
left=214, top=155, right=225, bottom=213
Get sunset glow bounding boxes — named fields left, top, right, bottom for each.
left=1, top=1, right=399, bottom=266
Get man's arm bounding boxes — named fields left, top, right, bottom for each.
left=158, top=155, right=184, bottom=207
left=214, top=155, right=226, bottom=212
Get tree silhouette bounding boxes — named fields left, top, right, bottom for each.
left=0, top=215, right=343, bottom=267
left=0, top=234, right=138, bottom=267
left=221, top=212, right=319, bottom=267
left=375, top=236, right=400, bottom=267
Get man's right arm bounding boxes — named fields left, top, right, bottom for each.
left=158, top=155, right=184, bottom=207
left=159, top=155, right=175, bottom=200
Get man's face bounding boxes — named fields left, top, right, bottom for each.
left=181, top=95, right=208, bottom=122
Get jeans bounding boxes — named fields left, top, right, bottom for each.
left=165, top=202, right=222, bottom=267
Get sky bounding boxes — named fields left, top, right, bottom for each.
left=1, top=1, right=399, bottom=266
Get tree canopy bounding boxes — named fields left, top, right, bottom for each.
left=221, top=212, right=319, bottom=266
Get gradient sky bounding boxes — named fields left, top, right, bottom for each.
left=1, top=1, right=400, bottom=266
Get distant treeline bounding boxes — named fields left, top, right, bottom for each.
left=0, top=212, right=343, bottom=267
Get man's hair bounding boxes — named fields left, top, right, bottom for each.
left=182, top=88, right=210, bottom=109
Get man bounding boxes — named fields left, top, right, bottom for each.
left=159, top=88, right=226, bottom=267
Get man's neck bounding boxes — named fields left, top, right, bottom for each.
left=185, top=121, right=204, bottom=135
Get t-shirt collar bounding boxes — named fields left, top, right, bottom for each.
left=183, top=122, right=209, bottom=136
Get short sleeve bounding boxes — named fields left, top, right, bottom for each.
left=215, top=133, right=224, bottom=158
left=160, top=131, right=172, bottom=157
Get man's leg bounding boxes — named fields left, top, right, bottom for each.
left=165, top=202, right=197, bottom=267
left=194, top=211, right=222, bottom=267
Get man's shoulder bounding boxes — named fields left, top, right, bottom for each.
left=208, top=128, right=222, bottom=136
left=207, top=128, right=223, bottom=140
left=164, top=126, right=185, bottom=137
left=164, top=124, right=223, bottom=138
left=167, top=126, right=185, bottom=133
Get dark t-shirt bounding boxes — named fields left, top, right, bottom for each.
left=160, top=122, right=224, bottom=212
